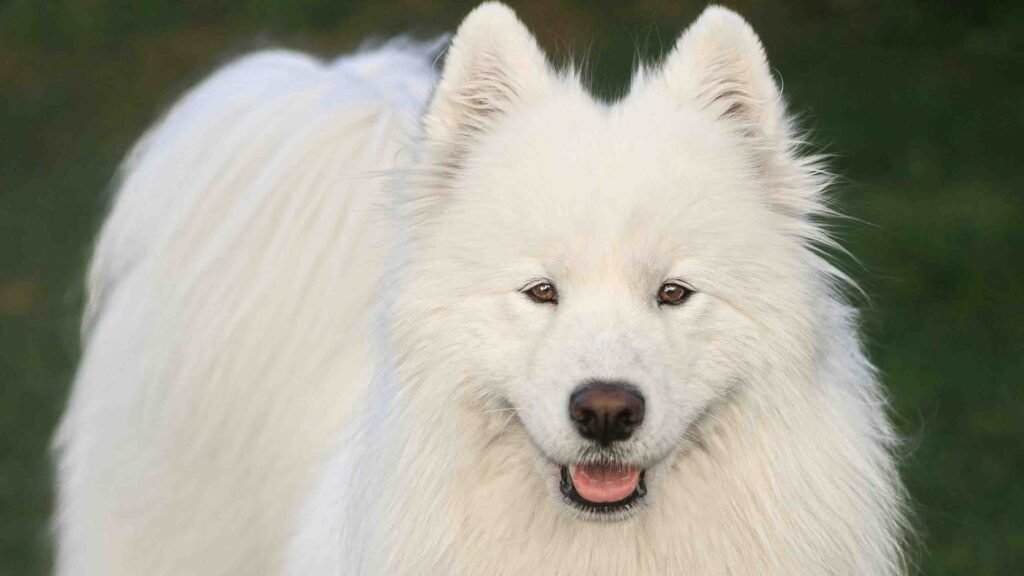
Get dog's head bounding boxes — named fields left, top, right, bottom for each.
left=393, top=3, right=830, bottom=520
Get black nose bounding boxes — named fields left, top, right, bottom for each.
left=569, top=381, right=645, bottom=445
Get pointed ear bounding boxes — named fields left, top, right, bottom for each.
left=661, top=6, right=785, bottom=146
left=425, top=2, right=552, bottom=147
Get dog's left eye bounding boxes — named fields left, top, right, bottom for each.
left=524, top=282, right=558, bottom=304
left=657, top=282, right=693, bottom=306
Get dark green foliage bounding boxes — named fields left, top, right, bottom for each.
left=1, top=1, right=1020, bottom=573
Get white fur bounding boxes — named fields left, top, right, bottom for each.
left=55, top=3, right=908, bottom=575
left=53, top=42, right=437, bottom=574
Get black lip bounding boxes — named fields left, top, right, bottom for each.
left=559, top=466, right=647, bottom=513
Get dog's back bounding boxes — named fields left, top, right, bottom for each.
left=53, top=42, right=436, bottom=576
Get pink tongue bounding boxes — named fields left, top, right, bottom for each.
left=571, top=464, right=640, bottom=503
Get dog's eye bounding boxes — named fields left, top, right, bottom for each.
left=524, top=282, right=558, bottom=304
left=657, top=282, right=693, bottom=306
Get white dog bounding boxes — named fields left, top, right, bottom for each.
left=54, top=3, right=907, bottom=575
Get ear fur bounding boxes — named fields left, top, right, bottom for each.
left=658, top=7, right=832, bottom=222
left=661, top=6, right=785, bottom=146
left=424, top=2, right=552, bottom=146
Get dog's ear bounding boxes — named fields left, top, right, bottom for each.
left=659, top=8, right=827, bottom=218
left=661, top=7, right=785, bottom=148
left=425, top=2, right=552, bottom=146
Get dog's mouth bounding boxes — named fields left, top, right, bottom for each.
left=559, top=464, right=647, bottom=514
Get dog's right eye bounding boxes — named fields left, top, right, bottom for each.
left=657, top=282, right=693, bottom=306
left=524, top=282, right=558, bottom=304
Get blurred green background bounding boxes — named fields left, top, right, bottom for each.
left=1, top=0, right=1021, bottom=573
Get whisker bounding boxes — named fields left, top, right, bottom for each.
left=482, top=407, right=520, bottom=414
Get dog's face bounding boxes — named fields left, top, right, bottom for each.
left=399, top=4, right=821, bottom=520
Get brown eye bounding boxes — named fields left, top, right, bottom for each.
left=657, top=282, right=692, bottom=306
left=525, top=282, right=558, bottom=304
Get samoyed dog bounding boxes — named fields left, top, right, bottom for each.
left=54, top=3, right=907, bottom=575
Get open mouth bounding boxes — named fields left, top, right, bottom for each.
left=559, top=464, right=647, bottom=514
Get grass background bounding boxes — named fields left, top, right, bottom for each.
left=1, top=0, right=1021, bottom=573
